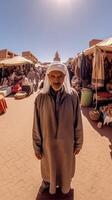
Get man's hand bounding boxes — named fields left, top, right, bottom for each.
left=35, top=152, right=43, bottom=159
left=74, top=149, right=80, bottom=155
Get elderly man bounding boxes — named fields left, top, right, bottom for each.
left=32, top=62, right=83, bottom=197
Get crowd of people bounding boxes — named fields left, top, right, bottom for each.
left=0, top=62, right=75, bottom=96
left=0, top=65, right=47, bottom=95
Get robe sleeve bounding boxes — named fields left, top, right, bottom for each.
left=32, top=96, right=43, bottom=154
left=74, top=94, right=83, bottom=152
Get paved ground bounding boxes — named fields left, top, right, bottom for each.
left=0, top=93, right=112, bottom=200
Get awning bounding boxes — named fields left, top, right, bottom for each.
left=0, top=56, right=33, bottom=68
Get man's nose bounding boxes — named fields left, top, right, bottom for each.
left=54, top=77, right=60, bottom=82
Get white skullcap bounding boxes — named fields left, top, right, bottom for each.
left=47, top=62, right=67, bottom=75
left=40, top=61, right=72, bottom=94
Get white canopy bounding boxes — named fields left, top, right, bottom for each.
left=72, top=37, right=112, bottom=90
left=0, top=56, right=33, bottom=68
left=82, top=37, right=112, bottom=56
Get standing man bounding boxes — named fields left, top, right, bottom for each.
left=32, top=62, right=83, bottom=196
left=34, top=69, right=40, bottom=92
left=27, top=67, right=35, bottom=83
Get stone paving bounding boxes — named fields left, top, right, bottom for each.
left=0, top=94, right=112, bottom=200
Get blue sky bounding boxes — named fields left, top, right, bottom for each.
left=0, top=0, right=112, bottom=62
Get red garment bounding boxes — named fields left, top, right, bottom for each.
left=0, top=96, right=7, bottom=114
left=11, top=84, right=21, bottom=93
left=97, top=92, right=112, bottom=98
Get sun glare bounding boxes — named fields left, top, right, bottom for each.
left=57, top=0, right=71, bottom=3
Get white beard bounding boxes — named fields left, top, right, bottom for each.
left=52, top=85, right=62, bottom=91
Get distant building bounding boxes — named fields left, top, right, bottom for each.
left=53, top=51, right=61, bottom=62
left=22, top=51, right=38, bottom=64
left=89, top=39, right=102, bottom=47
left=0, top=49, right=39, bottom=64
left=0, top=49, right=18, bottom=60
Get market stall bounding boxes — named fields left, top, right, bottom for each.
left=72, top=37, right=112, bottom=127
left=0, top=56, right=33, bottom=67
left=0, top=56, right=34, bottom=97
left=72, top=38, right=112, bottom=104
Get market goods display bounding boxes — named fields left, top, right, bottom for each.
left=81, top=88, right=93, bottom=107
left=14, top=91, right=27, bottom=99
left=89, top=109, right=100, bottom=121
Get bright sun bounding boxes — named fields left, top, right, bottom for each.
left=57, top=0, right=71, bottom=4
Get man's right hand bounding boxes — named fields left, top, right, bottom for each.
left=35, top=152, right=43, bottom=159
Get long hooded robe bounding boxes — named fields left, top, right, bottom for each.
left=32, top=87, right=83, bottom=194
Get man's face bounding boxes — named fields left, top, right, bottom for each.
left=48, top=70, right=65, bottom=91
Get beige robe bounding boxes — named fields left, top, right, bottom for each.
left=92, top=48, right=105, bottom=88
left=32, top=89, right=83, bottom=194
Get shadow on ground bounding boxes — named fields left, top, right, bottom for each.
left=81, top=107, right=112, bottom=159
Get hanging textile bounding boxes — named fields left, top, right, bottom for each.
left=80, top=53, right=93, bottom=86
left=92, top=47, right=105, bottom=88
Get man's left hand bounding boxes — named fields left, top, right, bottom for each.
left=74, top=149, right=80, bottom=155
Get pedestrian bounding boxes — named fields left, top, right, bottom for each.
left=32, top=61, right=83, bottom=196
left=67, top=62, right=74, bottom=84
left=27, top=67, right=35, bottom=83
left=34, top=69, right=40, bottom=92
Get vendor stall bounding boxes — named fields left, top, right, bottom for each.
left=0, top=56, right=33, bottom=67
left=0, top=56, right=34, bottom=98
left=72, top=38, right=112, bottom=127
left=72, top=37, right=112, bottom=108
